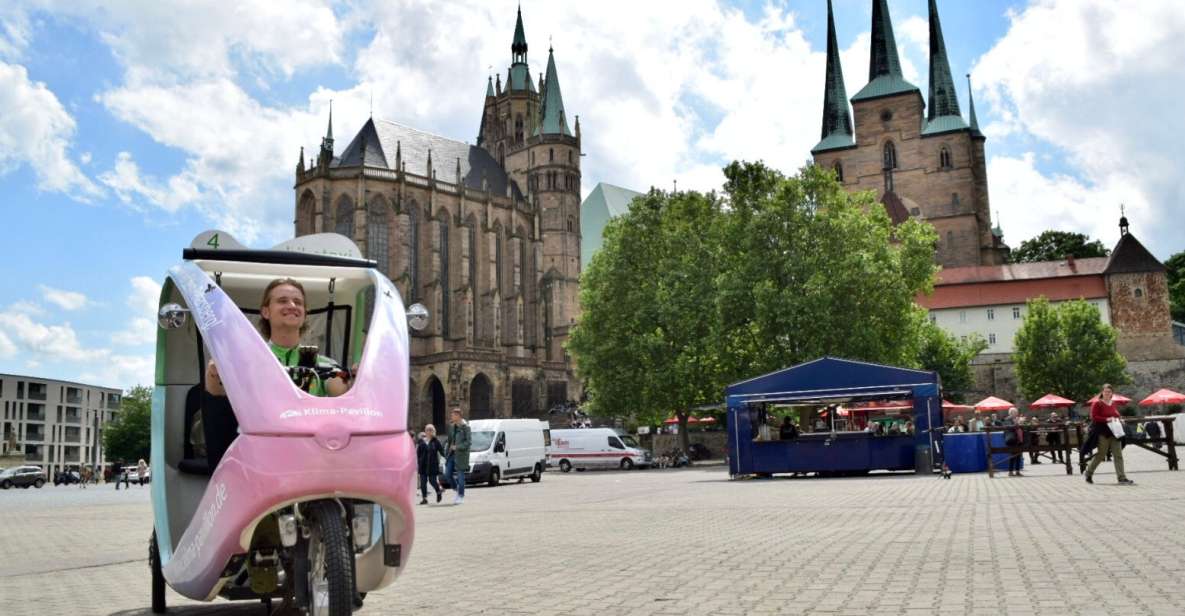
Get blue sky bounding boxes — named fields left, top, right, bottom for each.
left=1, top=0, right=1182, bottom=389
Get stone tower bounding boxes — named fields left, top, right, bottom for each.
left=811, top=0, right=1008, bottom=268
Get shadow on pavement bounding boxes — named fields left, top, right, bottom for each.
left=109, top=602, right=296, bottom=616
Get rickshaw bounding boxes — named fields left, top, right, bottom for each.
left=148, top=230, right=428, bottom=614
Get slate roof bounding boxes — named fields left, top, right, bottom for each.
left=538, top=48, right=571, bottom=136
left=814, top=0, right=855, bottom=154
left=335, top=118, right=521, bottom=199
left=852, top=0, right=919, bottom=102
left=925, top=0, right=963, bottom=125
left=880, top=191, right=911, bottom=225
left=1104, top=232, right=1165, bottom=274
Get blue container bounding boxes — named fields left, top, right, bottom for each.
left=943, top=433, right=986, bottom=473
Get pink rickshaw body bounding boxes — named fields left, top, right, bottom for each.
left=157, top=260, right=415, bottom=601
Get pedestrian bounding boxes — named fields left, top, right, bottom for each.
left=1027, top=416, right=1042, bottom=464
left=1145, top=418, right=1163, bottom=450
left=416, top=425, right=445, bottom=505
left=137, top=458, right=148, bottom=486
left=444, top=407, right=471, bottom=505
left=950, top=416, right=967, bottom=433
left=1084, top=384, right=1134, bottom=485
left=1046, top=412, right=1064, bottom=463
left=1004, top=407, right=1024, bottom=477
left=971, top=415, right=984, bottom=432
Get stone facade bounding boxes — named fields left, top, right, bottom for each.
left=292, top=10, right=581, bottom=430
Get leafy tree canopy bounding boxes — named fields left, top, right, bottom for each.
left=569, top=162, right=946, bottom=444
left=915, top=324, right=987, bottom=403
left=1013, top=298, right=1129, bottom=403
left=1165, top=250, right=1185, bottom=322
left=103, top=385, right=152, bottom=463
left=1009, top=230, right=1109, bottom=263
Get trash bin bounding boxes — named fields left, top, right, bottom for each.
left=914, top=445, right=932, bottom=474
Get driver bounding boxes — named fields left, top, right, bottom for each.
left=201, top=278, right=350, bottom=468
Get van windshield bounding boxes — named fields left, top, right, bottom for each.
left=620, top=435, right=640, bottom=448
left=470, top=431, right=495, bottom=451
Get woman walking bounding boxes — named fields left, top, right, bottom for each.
left=416, top=425, right=445, bottom=504
left=1004, top=407, right=1024, bottom=477
left=1085, top=384, right=1135, bottom=485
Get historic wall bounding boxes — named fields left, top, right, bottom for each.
left=966, top=354, right=1185, bottom=409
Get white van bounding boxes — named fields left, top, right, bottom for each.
left=464, top=419, right=550, bottom=486
left=548, top=428, right=651, bottom=472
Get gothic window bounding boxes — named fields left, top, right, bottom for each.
left=408, top=205, right=420, bottom=300
left=498, top=144, right=505, bottom=169
left=468, top=224, right=477, bottom=290
left=514, top=114, right=524, bottom=144
left=549, top=148, right=554, bottom=162
left=367, top=196, right=389, bottom=275
left=568, top=150, right=573, bottom=163
left=882, top=142, right=897, bottom=170
left=939, top=146, right=952, bottom=170
left=567, top=217, right=574, bottom=233
left=297, top=190, right=316, bottom=236
left=495, top=228, right=504, bottom=293
left=334, top=195, right=354, bottom=239
left=1134, top=288, right=1144, bottom=298
left=439, top=217, right=450, bottom=337
left=833, top=161, right=843, bottom=183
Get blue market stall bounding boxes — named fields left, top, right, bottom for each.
left=726, top=357, right=942, bottom=477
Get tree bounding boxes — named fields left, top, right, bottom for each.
left=569, top=162, right=941, bottom=450
left=1013, top=298, right=1129, bottom=404
left=1165, top=250, right=1185, bottom=322
left=916, top=323, right=987, bottom=402
left=1009, top=230, right=1109, bottom=263
left=103, top=385, right=152, bottom=463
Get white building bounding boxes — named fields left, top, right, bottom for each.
left=0, top=374, right=122, bottom=474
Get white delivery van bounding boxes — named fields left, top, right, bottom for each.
left=464, top=419, right=550, bottom=486
left=548, top=428, right=651, bottom=472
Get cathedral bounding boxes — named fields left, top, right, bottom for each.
left=811, top=0, right=1010, bottom=268
left=292, top=7, right=582, bottom=430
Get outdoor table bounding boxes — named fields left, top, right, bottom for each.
left=1075, top=416, right=1179, bottom=473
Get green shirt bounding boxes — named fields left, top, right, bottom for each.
left=269, top=341, right=340, bottom=396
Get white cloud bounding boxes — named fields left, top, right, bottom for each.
left=973, top=0, right=1185, bottom=256
left=0, top=4, right=32, bottom=61
left=0, top=331, right=15, bottom=359
left=111, top=276, right=162, bottom=346
left=0, top=310, right=102, bottom=362
left=0, top=61, right=101, bottom=199
left=39, top=285, right=90, bottom=311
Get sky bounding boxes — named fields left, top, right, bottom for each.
left=1, top=0, right=1182, bottom=390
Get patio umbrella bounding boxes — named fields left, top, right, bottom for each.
left=942, top=400, right=974, bottom=411
left=973, top=396, right=1014, bottom=412
left=1139, top=388, right=1185, bottom=407
left=1029, top=393, right=1076, bottom=409
left=663, top=416, right=703, bottom=425
left=1087, top=393, right=1132, bottom=405
left=853, top=402, right=912, bottom=412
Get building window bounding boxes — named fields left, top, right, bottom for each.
left=883, top=142, right=897, bottom=170
left=567, top=217, right=574, bottom=233
left=1012, top=306, right=1021, bottom=319
left=959, top=310, right=966, bottom=323
left=549, top=148, right=554, bottom=162
left=468, top=225, right=478, bottom=290
left=986, top=308, right=995, bottom=321
left=496, top=231, right=504, bottom=293
left=514, top=114, right=524, bottom=144
left=833, top=161, right=843, bottom=183
left=568, top=150, right=573, bottom=164
left=939, top=146, right=952, bottom=170
left=1134, top=288, right=1144, bottom=298
left=334, top=195, right=354, bottom=240
left=988, top=333, right=997, bottom=345
left=367, top=198, right=389, bottom=275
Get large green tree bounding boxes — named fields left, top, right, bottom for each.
left=1165, top=250, right=1185, bottom=322
left=1013, top=298, right=1129, bottom=403
left=569, top=162, right=943, bottom=449
left=916, top=324, right=988, bottom=402
left=1009, top=230, right=1109, bottom=263
left=103, top=385, right=152, bottom=463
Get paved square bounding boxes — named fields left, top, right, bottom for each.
left=2, top=448, right=1183, bottom=615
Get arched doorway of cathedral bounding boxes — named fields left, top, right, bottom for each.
left=425, top=375, right=446, bottom=429
left=469, top=373, right=493, bottom=419
left=511, top=379, right=535, bottom=417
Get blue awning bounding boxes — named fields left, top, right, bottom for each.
left=725, top=357, right=940, bottom=404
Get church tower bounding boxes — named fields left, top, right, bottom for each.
left=811, top=0, right=1007, bottom=267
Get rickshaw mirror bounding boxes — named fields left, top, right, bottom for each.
left=158, top=303, right=190, bottom=330
left=406, top=303, right=430, bottom=331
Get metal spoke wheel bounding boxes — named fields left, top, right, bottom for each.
left=305, top=501, right=354, bottom=616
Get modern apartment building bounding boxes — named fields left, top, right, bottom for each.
left=0, top=374, right=122, bottom=475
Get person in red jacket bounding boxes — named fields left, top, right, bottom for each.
left=1085, top=384, right=1134, bottom=485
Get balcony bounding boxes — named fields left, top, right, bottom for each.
left=64, top=410, right=82, bottom=425
left=24, top=452, right=43, bottom=462
left=106, top=397, right=121, bottom=410
left=27, top=387, right=47, bottom=401
left=24, top=431, right=45, bottom=443
left=64, top=431, right=82, bottom=444
left=26, top=411, right=46, bottom=422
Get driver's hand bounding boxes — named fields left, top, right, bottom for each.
left=205, top=360, right=226, bottom=397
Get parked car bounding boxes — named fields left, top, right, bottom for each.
left=687, top=442, right=713, bottom=461
left=126, top=468, right=151, bottom=484
left=53, top=470, right=82, bottom=485
left=0, top=465, right=47, bottom=489
left=548, top=428, right=652, bottom=472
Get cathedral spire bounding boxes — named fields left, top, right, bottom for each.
left=852, top=0, right=919, bottom=102
left=325, top=100, right=334, bottom=142
left=812, top=0, right=854, bottom=153
left=486, top=75, right=495, bottom=98
left=538, top=45, right=571, bottom=136
left=511, top=5, right=528, bottom=65
left=922, top=0, right=967, bottom=134
left=966, top=74, right=984, bottom=138
left=319, top=101, right=334, bottom=164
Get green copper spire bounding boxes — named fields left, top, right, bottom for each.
left=966, top=73, right=983, bottom=138
left=486, top=75, right=495, bottom=98
left=538, top=46, right=571, bottom=136
left=512, top=5, right=528, bottom=64
left=921, top=0, right=967, bottom=135
left=852, top=0, right=919, bottom=102
left=507, top=6, right=532, bottom=90
left=813, top=0, right=854, bottom=153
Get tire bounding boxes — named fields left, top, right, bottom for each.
left=620, top=458, right=635, bottom=471
left=558, top=460, right=572, bottom=473
left=150, top=531, right=167, bottom=613
left=305, top=501, right=354, bottom=616
left=0, top=480, right=9, bottom=489
left=487, top=467, right=500, bottom=487
left=530, top=464, right=542, bottom=483
left=33, top=479, right=44, bottom=489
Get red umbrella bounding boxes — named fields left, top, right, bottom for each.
left=853, top=401, right=912, bottom=411
left=663, top=416, right=710, bottom=425
left=1087, top=393, right=1132, bottom=405
left=1029, top=393, right=1076, bottom=409
left=942, top=400, right=973, bottom=411
left=973, top=396, right=1014, bottom=412
left=1139, top=388, right=1185, bottom=407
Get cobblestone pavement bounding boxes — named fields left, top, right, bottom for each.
left=2, top=448, right=1184, bottom=616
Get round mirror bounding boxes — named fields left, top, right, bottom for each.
left=406, top=303, right=430, bottom=331
left=157, top=303, right=189, bottom=330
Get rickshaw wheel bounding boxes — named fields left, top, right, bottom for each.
left=150, top=531, right=166, bottom=613
left=305, top=501, right=354, bottom=616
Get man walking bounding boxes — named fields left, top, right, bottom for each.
left=444, top=407, right=471, bottom=505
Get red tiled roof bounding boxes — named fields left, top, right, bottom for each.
left=918, top=258, right=1108, bottom=309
